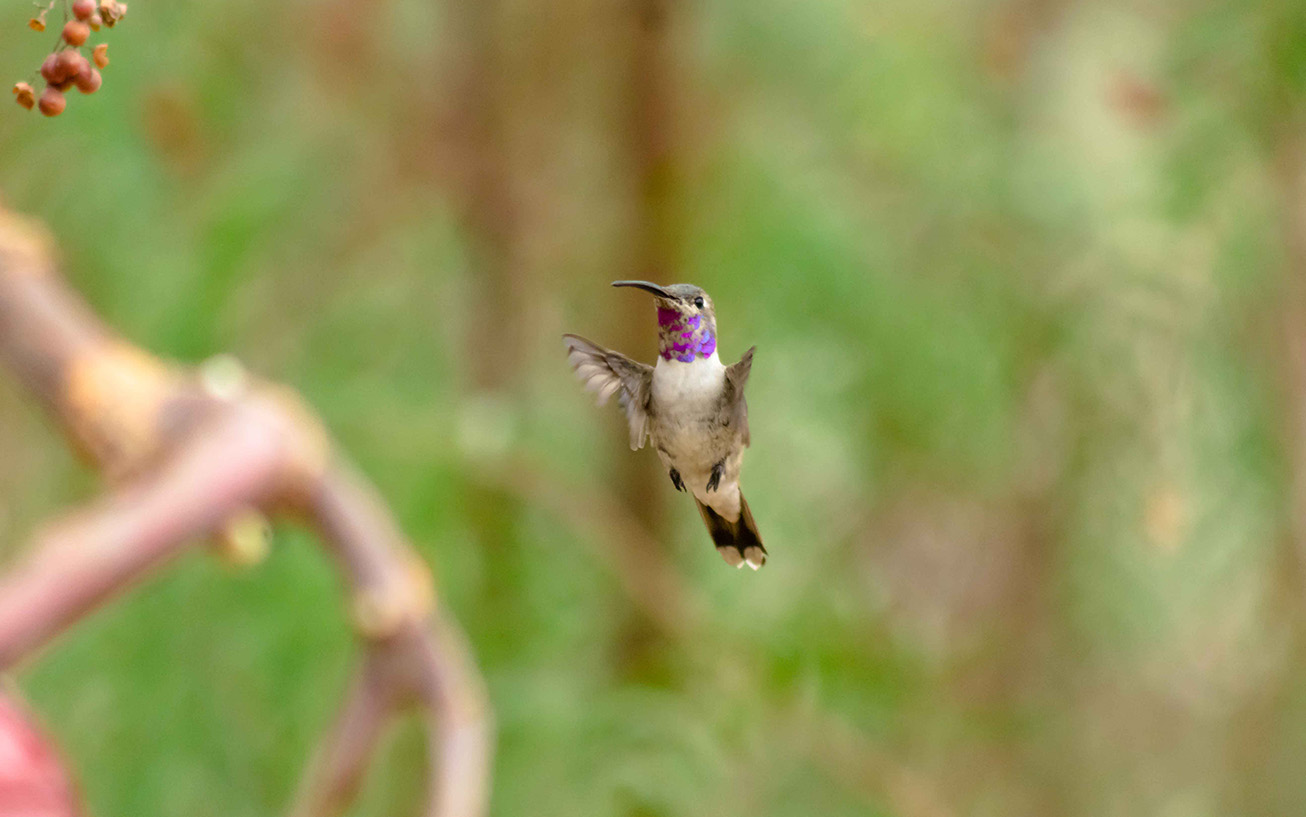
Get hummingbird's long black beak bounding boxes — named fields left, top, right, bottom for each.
left=612, top=280, right=672, bottom=298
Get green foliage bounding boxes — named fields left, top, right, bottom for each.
left=1, top=0, right=1305, bottom=815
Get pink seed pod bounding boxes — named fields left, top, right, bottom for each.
left=75, top=67, right=102, bottom=94
left=62, top=20, right=90, bottom=47
left=38, top=86, right=66, bottom=117
left=39, top=53, right=64, bottom=84
left=57, top=51, right=87, bottom=85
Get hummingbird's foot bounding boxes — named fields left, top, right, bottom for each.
left=706, top=461, right=725, bottom=493
left=668, top=468, right=686, bottom=492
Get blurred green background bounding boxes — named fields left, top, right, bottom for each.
left=4, top=0, right=1306, bottom=814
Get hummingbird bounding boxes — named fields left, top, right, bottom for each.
left=563, top=281, right=766, bottom=570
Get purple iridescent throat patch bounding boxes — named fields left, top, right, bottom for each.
left=657, top=309, right=715, bottom=362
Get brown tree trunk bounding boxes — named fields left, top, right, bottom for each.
left=445, top=0, right=531, bottom=656
left=608, top=0, right=679, bottom=681
left=1224, top=96, right=1306, bottom=815
left=618, top=0, right=676, bottom=539
left=449, top=0, right=524, bottom=388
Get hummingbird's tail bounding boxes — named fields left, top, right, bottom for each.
left=695, top=493, right=767, bottom=570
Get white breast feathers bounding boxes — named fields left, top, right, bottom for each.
left=651, top=352, right=726, bottom=407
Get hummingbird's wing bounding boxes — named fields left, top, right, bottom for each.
left=562, top=334, right=654, bottom=450
left=723, top=346, right=755, bottom=447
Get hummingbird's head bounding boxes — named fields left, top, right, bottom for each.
left=612, top=280, right=718, bottom=363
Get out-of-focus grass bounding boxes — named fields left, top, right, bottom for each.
left=1, top=0, right=1304, bottom=815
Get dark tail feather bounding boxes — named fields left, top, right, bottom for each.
left=695, top=493, right=767, bottom=570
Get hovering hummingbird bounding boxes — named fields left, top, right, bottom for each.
left=563, top=281, right=766, bottom=569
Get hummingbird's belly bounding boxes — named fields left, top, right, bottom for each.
left=649, top=355, right=743, bottom=507
left=656, top=423, right=743, bottom=518
left=653, top=416, right=732, bottom=473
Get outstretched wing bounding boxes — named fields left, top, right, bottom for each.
left=723, top=345, right=755, bottom=447
left=563, top=334, right=654, bottom=450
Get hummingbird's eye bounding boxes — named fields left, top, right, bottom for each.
left=694, top=296, right=705, bottom=309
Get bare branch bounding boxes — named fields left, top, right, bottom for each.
left=289, top=659, right=395, bottom=817
left=415, top=617, right=495, bottom=817
left=0, top=410, right=282, bottom=669
left=0, top=204, right=492, bottom=817
left=308, top=463, right=494, bottom=817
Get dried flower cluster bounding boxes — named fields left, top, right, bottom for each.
left=13, top=0, right=124, bottom=117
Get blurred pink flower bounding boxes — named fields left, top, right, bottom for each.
left=0, top=693, right=81, bottom=817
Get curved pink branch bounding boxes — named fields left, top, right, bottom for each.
left=0, top=410, right=283, bottom=669
left=0, top=206, right=493, bottom=816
